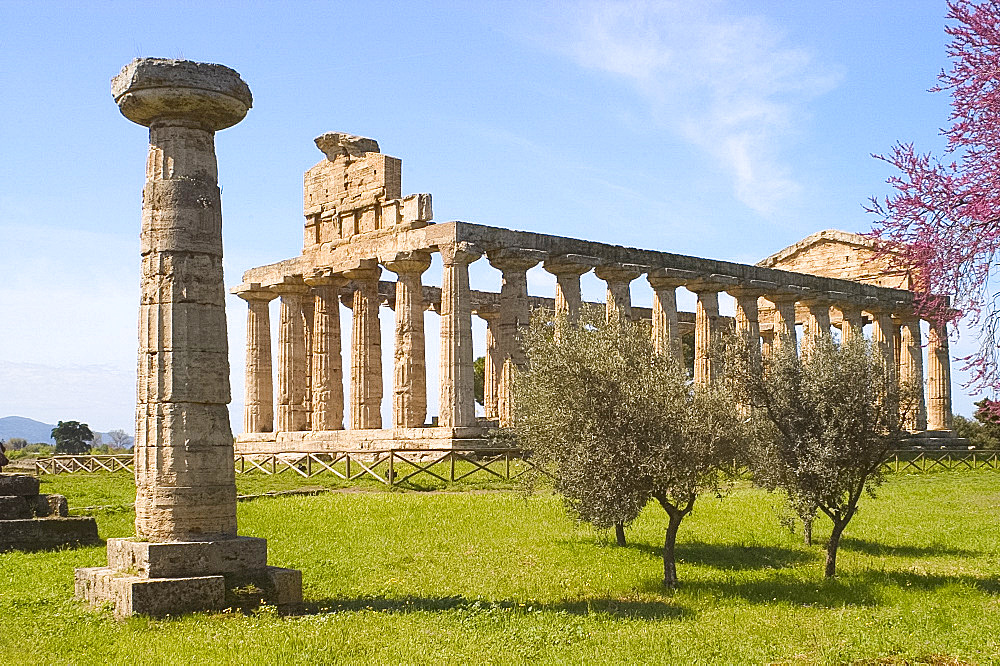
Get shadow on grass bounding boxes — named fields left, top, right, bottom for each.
left=623, top=540, right=814, bottom=571
left=665, top=568, right=1000, bottom=608
left=296, top=594, right=691, bottom=620
left=839, top=537, right=980, bottom=559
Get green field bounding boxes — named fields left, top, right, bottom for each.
left=1, top=470, right=998, bottom=664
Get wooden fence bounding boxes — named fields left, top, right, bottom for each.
left=32, top=448, right=1000, bottom=480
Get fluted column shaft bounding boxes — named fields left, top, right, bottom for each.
left=308, top=278, right=346, bottom=431
left=475, top=307, right=501, bottom=420
left=838, top=303, right=864, bottom=341
left=489, top=250, right=543, bottom=426
left=802, top=301, right=832, bottom=356
left=345, top=265, right=383, bottom=429
left=544, top=256, right=595, bottom=321
left=383, top=252, right=432, bottom=428
left=729, top=288, right=765, bottom=365
left=302, top=294, right=314, bottom=430
left=276, top=285, right=310, bottom=432
left=692, top=289, right=721, bottom=383
left=869, top=310, right=897, bottom=381
left=239, top=290, right=276, bottom=434
left=770, top=296, right=798, bottom=351
left=594, top=264, right=641, bottom=322
left=649, top=275, right=686, bottom=360
left=899, top=316, right=928, bottom=431
left=927, top=322, right=953, bottom=431
left=439, top=243, right=482, bottom=428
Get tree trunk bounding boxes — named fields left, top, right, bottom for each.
left=662, top=511, right=684, bottom=588
left=825, top=519, right=847, bottom=577
left=614, top=521, right=626, bottom=547
left=803, top=514, right=813, bottom=546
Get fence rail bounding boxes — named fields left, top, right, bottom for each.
left=32, top=448, right=1000, bottom=479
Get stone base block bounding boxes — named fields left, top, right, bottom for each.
left=76, top=537, right=302, bottom=616
left=75, top=567, right=226, bottom=617
left=0, top=517, right=100, bottom=551
left=106, top=536, right=268, bottom=577
left=0, top=474, right=40, bottom=495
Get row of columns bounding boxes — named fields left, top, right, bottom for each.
left=240, top=250, right=954, bottom=435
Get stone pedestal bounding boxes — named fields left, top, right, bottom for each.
left=77, top=58, right=301, bottom=617
left=0, top=473, right=98, bottom=551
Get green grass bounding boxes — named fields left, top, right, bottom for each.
left=2, top=471, right=999, bottom=664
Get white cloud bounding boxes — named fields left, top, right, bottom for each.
left=561, top=1, right=840, bottom=213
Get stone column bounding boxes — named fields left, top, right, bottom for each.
left=801, top=298, right=832, bottom=356
left=474, top=305, right=501, bottom=420
left=760, top=329, right=775, bottom=358
left=837, top=302, right=864, bottom=342
left=544, top=254, right=598, bottom=320
left=594, top=263, right=643, bottom=321
left=382, top=251, right=432, bottom=428
left=927, top=322, right=954, bottom=431
left=648, top=269, right=694, bottom=361
left=488, top=248, right=545, bottom=425
left=898, top=314, right=928, bottom=431
left=237, top=287, right=276, bottom=434
left=301, top=293, right=314, bottom=430
left=344, top=261, right=383, bottom=430
left=275, top=281, right=310, bottom=432
left=439, top=242, right=482, bottom=428
left=868, top=306, right=897, bottom=381
left=727, top=284, right=769, bottom=363
left=687, top=281, right=726, bottom=384
left=306, top=274, right=346, bottom=431
left=76, top=59, right=301, bottom=617
left=768, top=293, right=800, bottom=351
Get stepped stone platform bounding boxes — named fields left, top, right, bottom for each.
left=0, top=473, right=99, bottom=550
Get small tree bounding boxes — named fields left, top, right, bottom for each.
left=51, top=421, right=95, bottom=455
left=6, top=437, right=28, bottom=450
left=727, top=333, right=916, bottom=577
left=108, top=429, right=134, bottom=450
left=508, top=310, right=739, bottom=587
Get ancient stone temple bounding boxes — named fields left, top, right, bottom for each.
left=76, top=59, right=301, bottom=617
left=233, top=133, right=955, bottom=455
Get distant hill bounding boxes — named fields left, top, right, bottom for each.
left=0, top=416, right=112, bottom=445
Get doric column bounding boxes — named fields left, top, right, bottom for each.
left=382, top=251, right=432, bottom=428
left=649, top=269, right=695, bottom=360
left=898, top=313, right=928, bottom=431
left=544, top=254, right=598, bottom=320
left=116, top=59, right=252, bottom=543
left=594, top=263, right=643, bottom=322
left=687, top=278, right=732, bottom=383
left=760, top=329, right=775, bottom=359
left=488, top=248, right=545, bottom=426
left=474, top=305, right=501, bottom=420
left=237, top=287, right=277, bottom=434
left=801, top=297, right=832, bottom=356
left=868, top=305, right=897, bottom=381
left=767, top=291, right=800, bottom=352
left=439, top=242, right=482, bottom=428
left=727, top=283, right=771, bottom=364
left=301, top=293, right=314, bottom=430
left=837, top=302, right=864, bottom=342
left=305, top=273, right=346, bottom=431
left=275, top=280, right=310, bottom=432
left=927, top=321, right=953, bottom=431
left=344, top=261, right=383, bottom=430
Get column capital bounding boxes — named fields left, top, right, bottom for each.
left=594, top=262, right=645, bottom=283
left=439, top=241, right=483, bottom=266
left=487, top=247, right=544, bottom=272
left=543, top=254, right=599, bottom=277
left=687, top=274, right=738, bottom=294
left=473, top=303, right=501, bottom=320
left=765, top=285, right=810, bottom=303
left=303, top=269, right=349, bottom=288
left=271, top=276, right=310, bottom=296
left=341, top=259, right=381, bottom=282
left=380, top=250, right=433, bottom=276
left=649, top=268, right=700, bottom=290
left=233, top=283, right=277, bottom=302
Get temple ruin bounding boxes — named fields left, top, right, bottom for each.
left=233, top=133, right=955, bottom=454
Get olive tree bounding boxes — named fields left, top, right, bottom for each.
left=726, top=333, right=916, bottom=577
left=507, top=310, right=740, bottom=587
left=51, top=420, right=95, bottom=455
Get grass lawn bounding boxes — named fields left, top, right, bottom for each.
left=1, top=470, right=998, bottom=664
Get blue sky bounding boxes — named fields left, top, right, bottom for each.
left=0, top=0, right=979, bottom=433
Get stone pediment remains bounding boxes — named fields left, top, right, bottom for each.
left=757, top=229, right=912, bottom=291
left=303, top=132, right=432, bottom=251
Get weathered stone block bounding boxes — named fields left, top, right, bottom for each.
left=0, top=517, right=99, bottom=550
left=75, top=567, right=226, bottom=617
left=0, top=474, right=40, bottom=496
left=262, top=566, right=303, bottom=607
left=106, top=536, right=268, bottom=578
left=0, top=496, right=31, bottom=520
left=26, top=493, right=68, bottom=517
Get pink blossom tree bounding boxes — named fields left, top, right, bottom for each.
left=868, top=0, right=1000, bottom=402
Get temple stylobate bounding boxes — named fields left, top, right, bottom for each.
left=232, top=132, right=954, bottom=454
